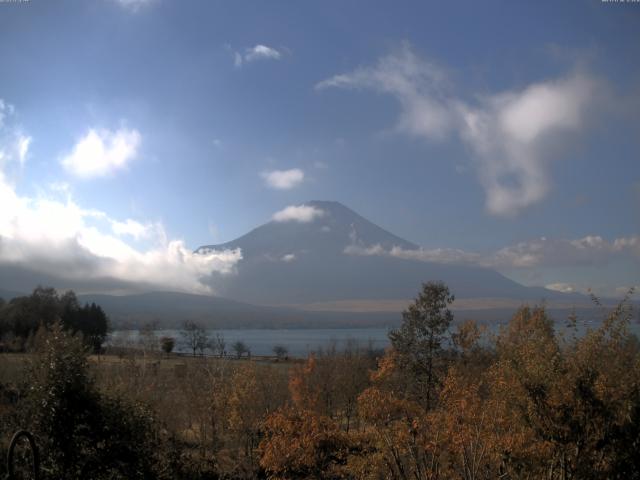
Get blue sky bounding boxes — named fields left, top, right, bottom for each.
left=0, top=0, right=638, bottom=296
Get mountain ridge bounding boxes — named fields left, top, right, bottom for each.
left=0, top=201, right=592, bottom=328
left=196, top=200, right=579, bottom=305
left=197, top=200, right=418, bottom=257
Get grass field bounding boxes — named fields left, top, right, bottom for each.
left=0, top=349, right=296, bottom=386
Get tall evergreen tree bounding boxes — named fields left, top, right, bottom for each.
left=388, top=281, right=454, bottom=409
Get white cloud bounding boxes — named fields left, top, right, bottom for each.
left=0, top=132, right=32, bottom=170
left=612, top=236, right=640, bottom=256
left=1, top=194, right=242, bottom=293
left=281, top=253, right=296, bottom=262
left=545, top=282, right=576, bottom=293
left=261, top=168, right=305, bottom=189
left=459, top=74, right=595, bottom=216
left=115, top=0, right=155, bottom=12
left=0, top=173, right=242, bottom=293
left=17, top=135, right=31, bottom=165
left=61, top=127, right=141, bottom=179
left=388, top=246, right=483, bottom=265
left=234, top=44, right=282, bottom=67
left=110, top=218, right=156, bottom=241
left=234, top=52, right=243, bottom=68
left=0, top=99, right=14, bottom=128
left=316, top=45, right=452, bottom=140
left=0, top=108, right=241, bottom=294
left=246, top=44, right=281, bottom=62
left=49, top=182, right=71, bottom=195
left=343, top=243, right=386, bottom=256
left=490, top=235, right=631, bottom=268
left=0, top=100, right=31, bottom=170
left=317, top=44, right=599, bottom=216
left=343, top=234, right=640, bottom=269
left=272, top=205, right=325, bottom=223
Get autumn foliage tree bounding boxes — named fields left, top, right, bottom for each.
left=348, top=294, right=639, bottom=479
left=3, top=281, right=637, bottom=480
left=227, top=362, right=287, bottom=477
left=260, top=356, right=354, bottom=479
left=486, top=298, right=640, bottom=479
left=340, top=282, right=457, bottom=479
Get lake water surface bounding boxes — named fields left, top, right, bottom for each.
left=110, top=319, right=640, bottom=358
left=110, top=328, right=392, bottom=357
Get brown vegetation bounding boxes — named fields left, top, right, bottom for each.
left=1, top=282, right=638, bottom=479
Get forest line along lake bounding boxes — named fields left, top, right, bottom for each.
left=109, top=328, right=391, bottom=357
left=109, top=320, right=640, bottom=358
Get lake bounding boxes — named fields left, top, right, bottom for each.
left=109, top=319, right=640, bottom=358
left=109, top=328, right=393, bottom=357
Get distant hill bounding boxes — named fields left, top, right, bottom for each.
left=76, top=291, right=608, bottom=331
left=0, top=200, right=601, bottom=329
left=197, top=200, right=581, bottom=307
left=77, top=291, right=397, bottom=329
left=0, top=289, right=25, bottom=302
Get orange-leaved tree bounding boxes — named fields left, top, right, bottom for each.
left=260, top=356, right=353, bottom=479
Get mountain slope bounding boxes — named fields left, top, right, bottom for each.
left=77, top=291, right=396, bottom=329
left=75, top=290, right=603, bottom=331
left=0, top=289, right=25, bottom=302
left=197, top=201, right=572, bottom=306
left=199, top=200, right=418, bottom=258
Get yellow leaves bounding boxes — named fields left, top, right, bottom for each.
left=370, top=348, right=397, bottom=383
left=357, top=386, right=423, bottom=427
left=353, top=384, right=448, bottom=479
left=262, top=300, right=640, bottom=480
left=430, top=368, right=504, bottom=475
left=289, top=355, right=320, bottom=411
left=484, top=302, right=640, bottom=477
left=259, top=407, right=350, bottom=480
left=226, top=361, right=289, bottom=470
left=497, top=305, right=557, bottom=358
left=228, top=362, right=260, bottom=433
left=452, top=319, right=484, bottom=354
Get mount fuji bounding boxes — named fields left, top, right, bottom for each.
left=196, top=201, right=572, bottom=309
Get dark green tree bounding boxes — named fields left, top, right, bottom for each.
left=2, top=287, right=61, bottom=341
left=82, top=303, right=109, bottom=354
left=388, top=281, right=454, bottom=409
left=25, top=321, right=161, bottom=479
left=160, top=336, right=175, bottom=355
left=0, top=288, right=108, bottom=353
left=0, top=297, right=7, bottom=340
left=60, top=291, right=109, bottom=353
